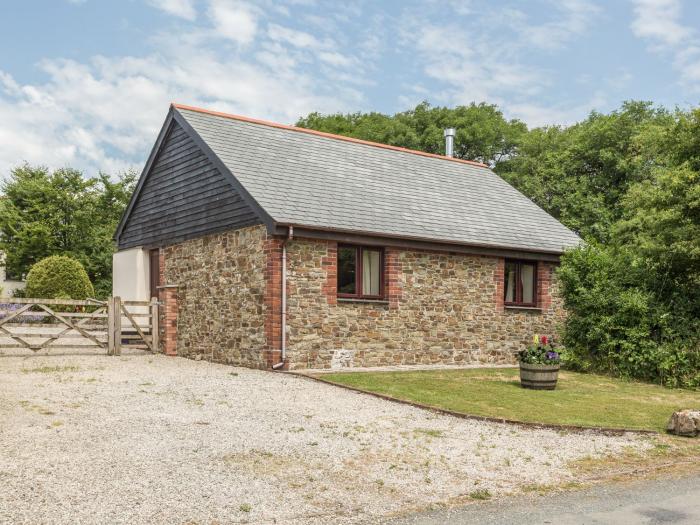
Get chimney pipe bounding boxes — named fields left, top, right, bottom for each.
left=444, top=128, right=455, bottom=157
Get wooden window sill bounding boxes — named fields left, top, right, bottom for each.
left=337, top=297, right=390, bottom=305
left=505, top=305, right=542, bottom=311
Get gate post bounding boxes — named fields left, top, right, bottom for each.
left=108, top=296, right=115, bottom=355
left=107, top=297, right=122, bottom=355
left=113, top=296, right=122, bottom=356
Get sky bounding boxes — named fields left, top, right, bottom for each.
left=1, top=0, right=699, bottom=177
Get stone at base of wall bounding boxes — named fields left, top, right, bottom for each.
left=302, top=362, right=519, bottom=374
left=330, top=349, right=355, bottom=369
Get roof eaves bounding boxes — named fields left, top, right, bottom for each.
left=278, top=222, right=573, bottom=257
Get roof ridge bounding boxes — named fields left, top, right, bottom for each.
left=171, top=103, right=489, bottom=168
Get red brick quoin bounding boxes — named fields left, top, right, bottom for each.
left=493, top=258, right=505, bottom=312
left=159, top=286, right=179, bottom=356
left=155, top=248, right=178, bottom=356
left=264, top=237, right=285, bottom=368
left=322, top=241, right=337, bottom=306
left=384, top=248, right=403, bottom=309
left=537, top=262, right=555, bottom=310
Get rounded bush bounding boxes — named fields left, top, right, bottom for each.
left=25, top=256, right=94, bottom=300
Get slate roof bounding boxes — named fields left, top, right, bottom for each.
left=172, top=104, right=580, bottom=254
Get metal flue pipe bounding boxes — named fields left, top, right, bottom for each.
left=444, top=128, right=456, bottom=158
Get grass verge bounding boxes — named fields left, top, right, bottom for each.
left=315, top=368, right=700, bottom=432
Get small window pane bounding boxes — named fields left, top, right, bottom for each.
left=338, top=247, right=357, bottom=294
left=521, top=263, right=535, bottom=304
left=362, top=249, right=381, bottom=296
left=504, top=262, right=517, bottom=303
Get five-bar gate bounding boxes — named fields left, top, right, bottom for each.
left=0, top=297, right=158, bottom=355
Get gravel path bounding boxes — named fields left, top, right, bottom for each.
left=0, top=354, right=651, bottom=524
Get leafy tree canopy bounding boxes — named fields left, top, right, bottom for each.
left=297, top=101, right=528, bottom=166
left=0, top=165, right=135, bottom=298
left=496, top=101, right=674, bottom=241
left=555, top=106, right=700, bottom=387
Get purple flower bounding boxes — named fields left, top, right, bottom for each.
left=546, top=351, right=559, bottom=360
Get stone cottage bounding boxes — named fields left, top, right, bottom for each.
left=113, top=103, right=580, bottom=370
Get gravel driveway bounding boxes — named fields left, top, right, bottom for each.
left=0, top=354, right=650, bottom=524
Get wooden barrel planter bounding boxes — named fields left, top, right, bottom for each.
left=519, top=363, right=560, bottom=390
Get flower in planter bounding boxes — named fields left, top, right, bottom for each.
left=518, top=335, right=562, bottom=365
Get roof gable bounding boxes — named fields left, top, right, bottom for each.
left=173, top=105, right=581, bottom=254
left=115, top=114, right=263, bottom=249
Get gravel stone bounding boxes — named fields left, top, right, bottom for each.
left=0, top=354, right=650, bottom=524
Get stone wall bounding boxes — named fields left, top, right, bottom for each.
left=285, top=238, right=565, bottom=370
left=158, top=227, right=566, bottom=371
left=161, top=225, right=269, bottom=368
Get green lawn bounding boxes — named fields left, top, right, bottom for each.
left=316, top=368, right=700, bottom=432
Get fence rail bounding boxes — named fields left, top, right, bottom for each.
left=0, top=297, right=158, bottom=355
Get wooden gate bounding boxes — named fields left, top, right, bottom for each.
left=0, top=297, right=158, bottom=355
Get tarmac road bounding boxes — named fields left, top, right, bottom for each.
left=386, top=473, right=700, bottom=525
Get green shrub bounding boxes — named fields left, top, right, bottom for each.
left=25, top=255, right=95, bottom=300
left=559, top=245, right=700, bottom=388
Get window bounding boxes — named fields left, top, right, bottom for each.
left=337, top=245, right=384, bottom=299
left=504, top=260, right=537, bottom=307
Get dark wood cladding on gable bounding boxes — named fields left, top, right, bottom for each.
left=118, top=121, right=261, bottom=249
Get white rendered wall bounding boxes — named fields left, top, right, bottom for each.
left=0, top=252, right=25, bottom=297
left=1, top=279, right=25, bottom=297
left=113, top=248, right=150, bottom=301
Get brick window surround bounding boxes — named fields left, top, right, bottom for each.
left=494, top=258, right=554, bottom=312
left=322, top=241, right=402, bottom=309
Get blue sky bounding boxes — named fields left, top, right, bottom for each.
left=1, top=0, right=699, bottom=176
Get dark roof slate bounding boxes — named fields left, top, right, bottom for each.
left=174, top=105, right=580, bottom=254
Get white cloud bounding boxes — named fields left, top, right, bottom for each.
left=631, top=0, right=692, bottom=47
left=147, top=0, right=197, bottom=21
left=207, top=0, right=258, bottom=45
left=394, top=1, right=611, bottom=127
left=318, top=51, right=353, bottom=67
left=507, top=90, right=608, bottom=127
left=514, top=0, right=601, bottom=51
left=267, top=23, right=326, bottom=49
left=630, top=0, right=700, bottom=90
left=403, top=20, right=548, bottom=109
left=0, top=1, right=370, bottom=177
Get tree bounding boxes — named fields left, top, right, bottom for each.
left=558, top=107, right=700, bottom=387
left=616, top=165, right=700, bottom=331
left=296, top=101, right=527, bottom=166
left=0, top=165, right=135, bottom=298
left=496, top=101, right=674, bottom=241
